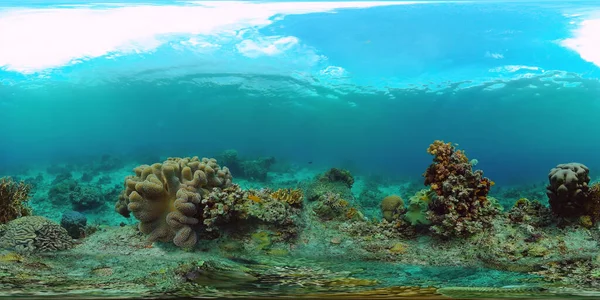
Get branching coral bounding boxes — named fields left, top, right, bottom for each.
left=115, top=156, right=232, bottom=248
left=0, top=177, right=32, bottom=224
left=0, top=216, right=73, bottom=253
left=422, top=140, right=498, bottom=237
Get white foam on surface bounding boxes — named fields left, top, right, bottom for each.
left=561, top=12, right=600, bottom=68
left=0, top=1, right=417, bottom=73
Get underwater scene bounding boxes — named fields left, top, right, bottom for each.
left=1, top=0, right=600, bottom=298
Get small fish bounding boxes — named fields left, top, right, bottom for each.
left=307, top=161, right=313, bottom=164
left=247, top=194, right=261, bottom=203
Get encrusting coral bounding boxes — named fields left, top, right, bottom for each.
left=0, top=177, right=32, bottom=224
left=115, top=156, right=233, bottom=248
left=423, top=140, right=498, bottom=237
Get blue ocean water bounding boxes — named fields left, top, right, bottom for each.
left=1, top=1, right=599, bottom=186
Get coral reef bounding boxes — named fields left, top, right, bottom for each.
left=199, top=185, right=303, bottom=243
left=216, top=149, right=275, bottom=181
left=313, top=192, right=363, bottom=222
left=320, top=168, right=354, bottom=188
left=423, top=140, right=498, bottom=237
left=60, top=211, right=87, bottom=239
left=49, top=178, right=113, bottom=211
left=507, top=198, right=553, bottom=227
left=304, top=168, right=355, bottom=203
left=0, top=177, right=32, bottom=224
left=115, top=156, right=232, bottom=248
left=0, top=216, right=73, bottom=253
left=547, top=163, right=591, bottom=219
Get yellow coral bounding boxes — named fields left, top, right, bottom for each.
left=270, top=188, right=303, bottom=207
left=404, top=189, right=433, bottom=226
left=580, top=215, right=593, bottom=228
left=0, top=177, right=32, bottom=224
left=514, top=198, right=530, bottom=208
left=389, top=242, right=407, bottom=254
left=381, top=195, right=403, bottom=222
left=116, top=157, right=232, bottom=248
left=0, top=252, right=23, bottom=263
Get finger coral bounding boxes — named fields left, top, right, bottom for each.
left=0, top=177, right=32, bottom=224
left=423, top=140, right=498, bottom=237
left=115, top=156, right=232, bottom=248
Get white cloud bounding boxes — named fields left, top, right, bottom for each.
left=0, top=1, right=416, bottom=73
left=561, top=16, right=600, bottom=67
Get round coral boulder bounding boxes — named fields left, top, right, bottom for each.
left=547, top=162, right=591, bottom=218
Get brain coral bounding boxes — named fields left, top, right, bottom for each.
left=115, top=157, right=232, bottom=248
left=546, top=163, right=590, bottom=218
left=0, top=216, right=73, bottom=253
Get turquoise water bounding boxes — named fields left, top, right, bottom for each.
left=1, top=0, right=599, bottom=185
left=2, top=0, right=600, bottom=298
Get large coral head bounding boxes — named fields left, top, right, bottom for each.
left=115, top=156, right=233, bottom=248
left=547, top=162, right=591, bottom=219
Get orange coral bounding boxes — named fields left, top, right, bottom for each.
left=0, top=177, right=32, bottom=224
left=423, top=140, right=470, bottom=195
left=423, top=141, right=498, bottom=237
